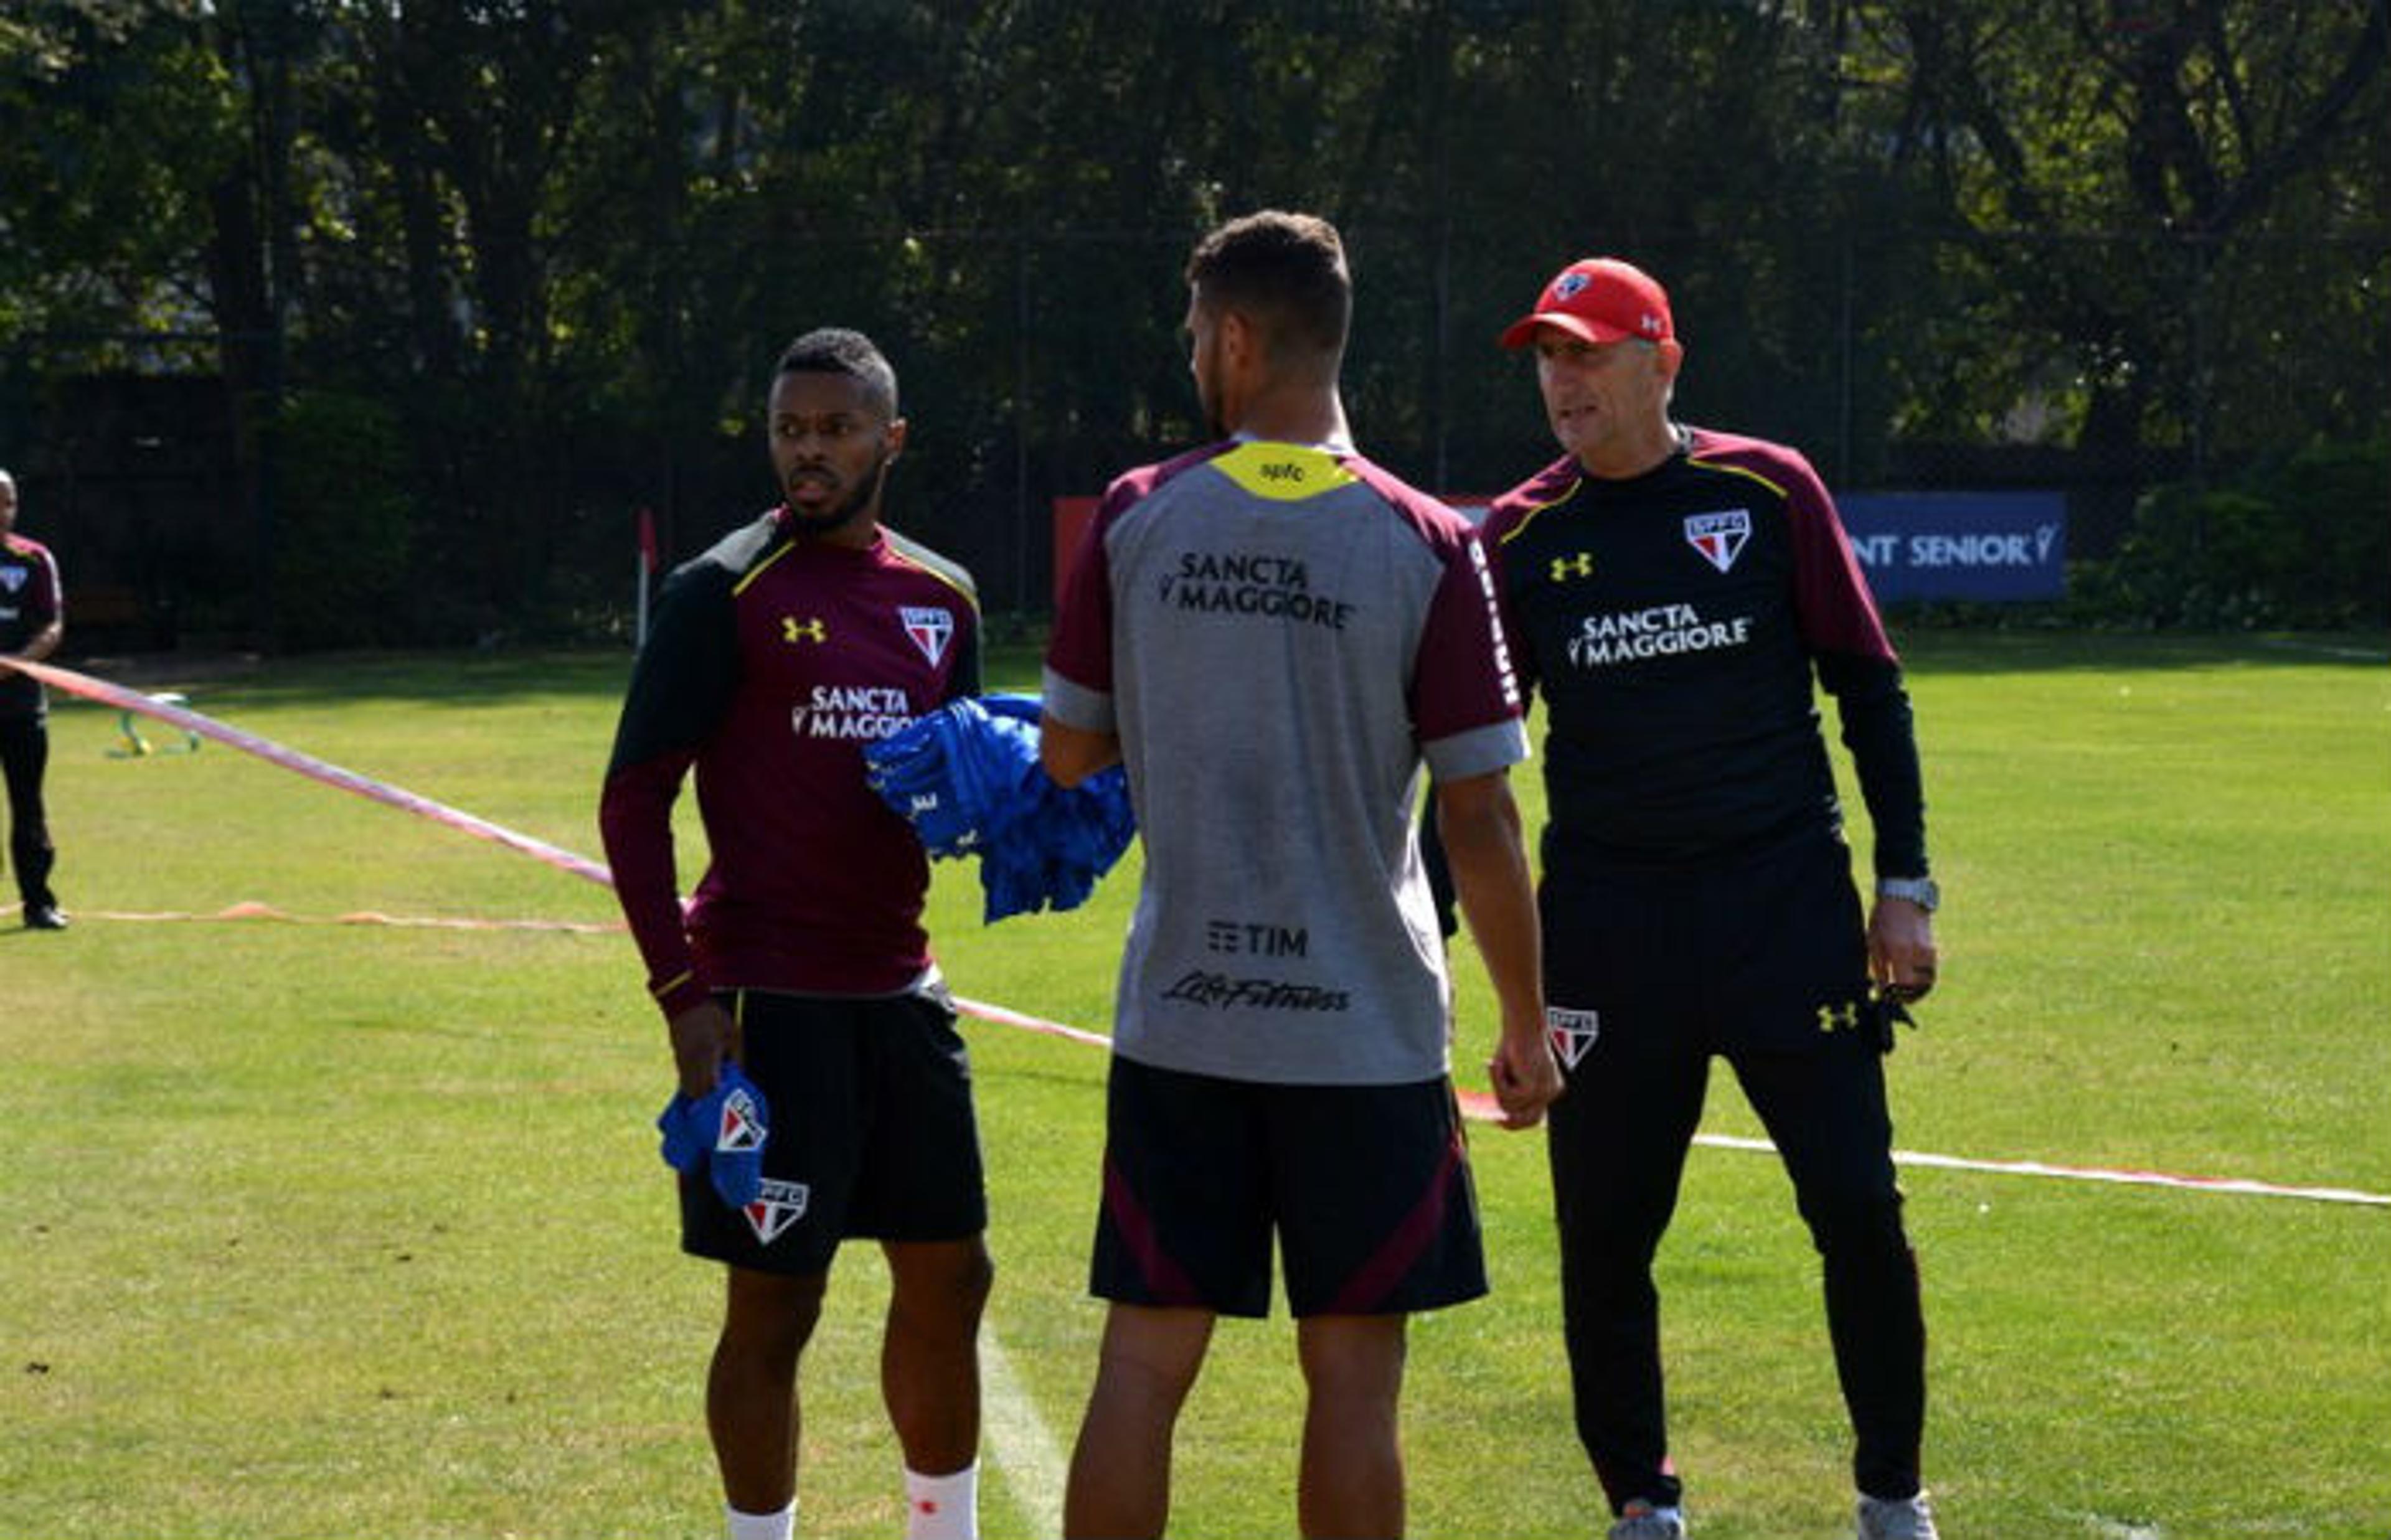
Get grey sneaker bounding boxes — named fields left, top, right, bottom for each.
left=1857, top=1491, right=1939, bottom=1540
left=1608, top=1500, right=1687, bottom=1539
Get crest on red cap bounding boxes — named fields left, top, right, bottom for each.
left=1499, top=258, right=1674, bottom=350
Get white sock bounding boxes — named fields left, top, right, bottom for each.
left=903, top=1462, right=979, bottom=1540
left=725, top=1500, right=795, bottom=1540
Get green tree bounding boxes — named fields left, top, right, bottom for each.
left=1847, top=0, right=2390, bottom=464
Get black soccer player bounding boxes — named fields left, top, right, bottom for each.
left=1, top=467, right=67, bottom=931
left=598, top=331, right=991, bottom=1540
left=1483, top=259, right=1941, bottom=1540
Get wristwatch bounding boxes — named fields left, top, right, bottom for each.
left=1877, top=876, right=1940, bottom=912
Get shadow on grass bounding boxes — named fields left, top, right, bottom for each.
left=57, top=649, right=637, bottom=708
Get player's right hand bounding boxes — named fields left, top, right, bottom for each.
left=1487, top=1025, right=1565, bottom=1130
left=667, top=998, right=741, bottom=1099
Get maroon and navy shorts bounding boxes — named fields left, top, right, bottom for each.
left=679, top=985, right=986, bottom=1277
left=1089, top=1054, right=1488, bottom=1318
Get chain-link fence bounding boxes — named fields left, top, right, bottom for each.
left=5, top=223, right=2384, bottom=646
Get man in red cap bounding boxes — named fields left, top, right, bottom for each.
left=1481, top=258, right=1943, bottom=1540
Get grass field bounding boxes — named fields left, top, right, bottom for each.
left=3, top=631, right=2387, bottom=1539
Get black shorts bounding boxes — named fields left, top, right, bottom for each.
left=679, top=986, right=987, bottom=1276
left=1090, top=1056, right=1488, bottom=1319
left=1540, top=827, right=1874, bottom=1061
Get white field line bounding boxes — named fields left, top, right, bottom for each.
left=980, top=1323, right=1068, bottom=1539
left=2085, top=1518, right=2169, bottom=1540
left=1442, top=1094, right=2389, bottom=1208
left=2253, top=637, right=2391, bottom=662
left=1693, top=1132, right=2390, bottom=1208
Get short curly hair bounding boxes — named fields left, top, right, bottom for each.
left=773, top=327, right=898, bottom=417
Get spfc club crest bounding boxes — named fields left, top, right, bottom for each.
left=1547, top=1006, right=1600, bottom=1069
left=1684, top=509, right=1752, bottom=573
left=744, top=1179, right=811, bottom=1246
left=715, top=1086, right=766, bottom=1153
left=901, top=606, right=955, bottom=666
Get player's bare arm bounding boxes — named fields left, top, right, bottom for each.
left=9, top=616, right=61, bottom=663
left=1433, top=768, right=1562, bottom=1129
left=1039, top=714, right=1121, bottom=789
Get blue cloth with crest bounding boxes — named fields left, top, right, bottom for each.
left=656, top=1061, right=770, bottom=1209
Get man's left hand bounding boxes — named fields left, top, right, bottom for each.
left=1869, top=897, right=1938, bottom=1003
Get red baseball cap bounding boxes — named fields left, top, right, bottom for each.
left=1498, top=257, right=1674, bottom=349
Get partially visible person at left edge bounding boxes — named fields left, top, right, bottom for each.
left=598, top=330, right=993, bottom=1540
left=0, top=467, right=68, bottom=932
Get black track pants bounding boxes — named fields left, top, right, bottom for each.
left=1, top=714, right=55, bottom=910
left=1539, top=832, right=1926, bottom=1510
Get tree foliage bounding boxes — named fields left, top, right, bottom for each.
left=2, top=0, right=2383, bottom=641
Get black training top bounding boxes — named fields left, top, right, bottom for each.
left=1480, top=426, right=1928, bottom=883
left=599, top=510, right=981, bottom=1020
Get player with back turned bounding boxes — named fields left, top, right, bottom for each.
left=1483, top=258, right=1943, bottom=1540
left=1041, top=210, right=1562, bottom=1539
left=598, top=329, right=993, bottom=1540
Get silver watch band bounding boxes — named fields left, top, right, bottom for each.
left=1876, top=876, right=1939, bottom=911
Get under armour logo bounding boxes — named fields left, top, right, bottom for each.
left=1816, top=999, right=1862, bottom=1035
left=1549, top=552, right=1595, bottom=582
left=782, top=616, right=828, bottom=644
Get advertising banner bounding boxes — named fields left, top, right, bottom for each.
left=1837, top=491, right=2068, bottom=602
left=1054, top=488, right=2068, bottom=609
